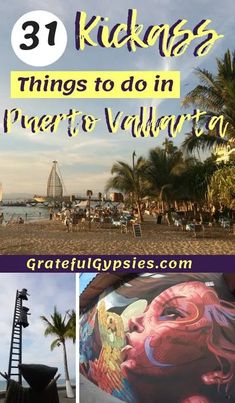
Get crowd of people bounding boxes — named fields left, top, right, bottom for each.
left=54, top=205, right=134, bottom=232
left=0, top=212, right=25, bottom=225
left=47, top=199, right=235, bottom=234
left=147, top=203, right=235, bottom=227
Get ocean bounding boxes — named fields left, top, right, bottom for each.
left=1, top=206, right=50, bottom=223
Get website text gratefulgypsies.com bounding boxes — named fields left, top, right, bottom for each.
left=26, top=257, right=193, bottom=272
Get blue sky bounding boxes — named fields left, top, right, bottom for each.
left=0, top=0, right=234, bottom=196
left=79, top=273, right=97, bottom=294
left=0, top=274, right=76, bottom=380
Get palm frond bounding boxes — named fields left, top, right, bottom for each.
left=50, top=338, right=61, bottom=351
left=182, top=50, right=235, bottom=155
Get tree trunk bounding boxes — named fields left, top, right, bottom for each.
left=62, top=340, right=74, bottom=398
left=136, top=198, right=143, bottom=222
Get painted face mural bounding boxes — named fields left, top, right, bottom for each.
left=80, top=275, right=235, bottom=403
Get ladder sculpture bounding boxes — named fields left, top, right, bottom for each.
left=7, top=289, right=30, bottom=385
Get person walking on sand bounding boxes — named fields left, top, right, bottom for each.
left=64, top=208, right=71, bottom=232
left=49, top=209, right=53, bottom=220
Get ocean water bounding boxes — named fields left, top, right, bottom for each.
left=0, top=206, right=50, bottom=222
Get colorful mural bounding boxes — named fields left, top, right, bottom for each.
left=80, top=274, right=235, bottom=402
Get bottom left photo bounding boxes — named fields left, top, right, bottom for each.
left=0, top=273, right=76, bottom=403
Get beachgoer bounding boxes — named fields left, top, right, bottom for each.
left=49, top=209, right=53, bottom=220
left=64, top=208, right=71, bottom=232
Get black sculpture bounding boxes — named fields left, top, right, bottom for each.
left=1, top=364, right=60, bottom=403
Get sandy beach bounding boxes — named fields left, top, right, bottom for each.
left=0, top=218, right=234, bottom=255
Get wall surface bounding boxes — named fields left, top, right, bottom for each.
left=80, top=274, right=235, bottom=403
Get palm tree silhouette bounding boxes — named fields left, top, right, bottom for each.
left=106, top=155, right=148, bottom=221
left=41, top=307, right=75, bottom=398
left=182, top=50, right=235, bottom=155
left=146, top=143, right=189, bottom=210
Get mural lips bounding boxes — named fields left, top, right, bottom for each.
left=80, top=274, right=235, bottom=402
left=120, top=344, right=133, bottom=361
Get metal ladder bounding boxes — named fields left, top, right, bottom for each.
left=8, top=290, right=23, bottom=384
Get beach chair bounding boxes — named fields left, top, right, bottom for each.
left=102, top=216, right=112, bottom=229
left=79, top=217, right=86, bottom=231
left=202, top=222, right=213, bottom=236
left=192, top=224, right=205, bottom=238
left=93, top=216, right=102, bottom=229
left=71, top=216, right=79, bottom=232
left=178, top=219, right=188, bottom=231
left=111, top=219, right=122, bottom=229
left=226, top=221, right=234, bottom=236
left=120, top=221, right=128, bottom=234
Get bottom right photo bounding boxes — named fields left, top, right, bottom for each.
left=79, top=273, right=235, bottom=403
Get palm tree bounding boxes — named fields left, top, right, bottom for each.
left=65, top=309, right=76, bottom=343
left=106, top=154, right=148, bottom=221
left=181, top=131, right=227, bottom=157
left=182, top=50, right=235, bottom=154
left=179, top=157, right=217, bottom=207
left=208, top=164, right=235, bottom=209
left=146, top=142, right=190, bottom=210
left=41, top=307, right=75, bottom=398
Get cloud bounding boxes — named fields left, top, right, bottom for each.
left=0, top=137, right=123, bottom=194
left=0, top=0, right=234, bottom=194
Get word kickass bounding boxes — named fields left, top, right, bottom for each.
left=75, top=9, right=223, bottom=56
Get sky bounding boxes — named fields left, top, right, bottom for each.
left=0, top=0, right=234, bottom=196
left=79, top=273, right=97, bottom=294
left=0, top=273, right=76, bottom=381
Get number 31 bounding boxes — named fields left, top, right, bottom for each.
left=20, top=20, right=57, bottom=50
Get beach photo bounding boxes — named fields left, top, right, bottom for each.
left=79, top=272, right=235, bottom=403
left=0, top=273, right=76, bottom=402
left=0, top=141, right=234, bottom=255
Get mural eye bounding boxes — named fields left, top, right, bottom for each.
left=160, top=307, right=185, bottom=320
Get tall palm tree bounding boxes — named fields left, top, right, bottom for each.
left=208, top=164, right=235, bottom=209
left=178, top=157, right=217, bottom=206
left=182, top=50, right=235, bottom=154
left=41, top=307, right=75, bottom=398
left=146, top=143, right=190, bottom=209
left=181, top=131, right=227, bottom=157
left=65, top=309, right=76, bottom=343
left=106, top=155, right=148, bottom=221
